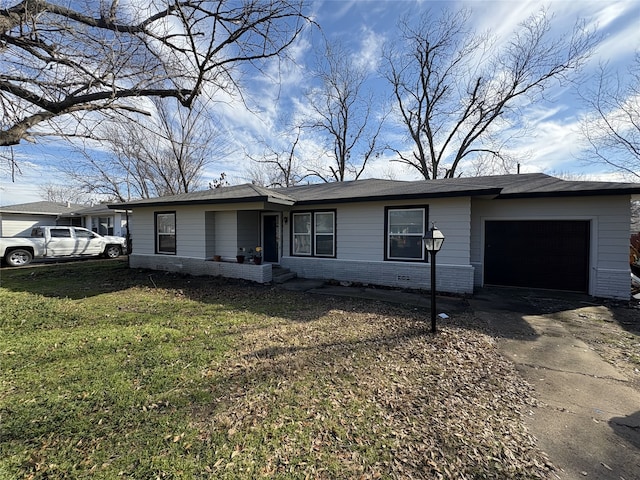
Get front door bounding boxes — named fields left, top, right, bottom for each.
left=262, top=214, right=279, bottom=263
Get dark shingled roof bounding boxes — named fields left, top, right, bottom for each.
left=109, top=173, right=640, bottom=208
left=62, top=204, right=130, bottom=216
left=465, top=173, right=640, bottom=198
left=277, top=178, right=501, bottom=204
left=113, top=183, right=296, bottom=208
left=279, top=173, right=640, bottom=204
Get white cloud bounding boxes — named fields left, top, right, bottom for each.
left=472, top=1, right=543, bottom=41
left=316, top=0, right=359, bottom=22
left=353, top=26, right=385, bottom=73
left=590, top=2, right=628, bottom=29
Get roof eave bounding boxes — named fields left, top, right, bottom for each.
left=498, top=188, right=640, bottom=199
left=291, top=187, right=502, bottom=205
left=0, top=210, right=62, bottom=215
left=109, top=195, right=296, bottom=209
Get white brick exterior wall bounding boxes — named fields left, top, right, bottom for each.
left=594, top=268, right=632, bottom=300
left=280, top=256, right=474, bottom=294
left=129, top=254, right=272, bottom=283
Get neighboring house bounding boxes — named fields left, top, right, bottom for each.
left=0, top=201, right=130, bottom=238
left=111, top=173, right=640, bottom=300
left=61, top=204, right=130, bottom=237
left=0, top=201, right=83, bottom=237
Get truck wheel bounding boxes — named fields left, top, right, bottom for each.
left=5, top=249, right=33, bottom=267
left=104, top=245, right=121, bottom=259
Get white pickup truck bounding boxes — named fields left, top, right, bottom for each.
left=0, top=226, right=127, bottom=267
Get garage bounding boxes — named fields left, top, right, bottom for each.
left=484, top=220, right=590, bottom=292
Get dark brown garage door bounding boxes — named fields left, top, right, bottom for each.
left=484, top=220, right=590, bottom=292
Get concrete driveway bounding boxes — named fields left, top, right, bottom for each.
left=469, top=289, right=640, bottom=480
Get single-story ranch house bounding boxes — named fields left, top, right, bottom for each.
left=111, top=173, right=640, bottom=300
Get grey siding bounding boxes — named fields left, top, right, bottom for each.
left=129, top=207, right=155, bottom=255
left=282, top=197, right=473, bottom=293
left=204, top=211, right=216, bottom=258
left=176, top=208, right=206, bottom=258
left=214, top=211, right=237, bottom=259
left=237, top=211, right=260, bottom=255
left=130, top=206, right=206, bottom=257
left=286, top=197, right=470, bottom=264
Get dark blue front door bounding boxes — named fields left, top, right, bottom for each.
left=263, top=215, right=278, bottom=263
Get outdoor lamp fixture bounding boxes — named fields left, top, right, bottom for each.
left=424, top=223, right=445, bottom=333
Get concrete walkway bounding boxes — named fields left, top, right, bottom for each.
left=281, top=280, right=640, bottom=479
left=469, top=290, right=640, bottom=480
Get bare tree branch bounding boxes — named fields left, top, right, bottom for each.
left=382, top=7, right=597, bottom=179
left=578, top=54, right=640, bottom=181
left=246, top=126, right=308, bottom=187
left=0, top=0, right=309, bottom=147
left=62, top=98, right=230, bottom=201
left=303, top=40, right=387, bottom=182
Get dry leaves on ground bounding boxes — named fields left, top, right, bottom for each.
left=198, top=293, right=553, bottom=479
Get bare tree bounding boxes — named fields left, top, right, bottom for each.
left=0, top=0, right=308, bottom=148
left=0, top=146, right=20, bottom=180
left=382, top=8, right=597, bottom=179
left=40, top=183, right=93, bottom=204
left=209, top=172, right=230, bottom=189
left=304, top=41, right=386, bottom=182
left=64, top=98, right=229, bottom=201
left=579, top=54, right=640, bottom=181
left=246, top=126, right=307, bottom=187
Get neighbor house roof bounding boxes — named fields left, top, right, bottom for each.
left=0, top=201, right=130, bottom=217
left=59, top=203, right=131, bottom=217
left=0, top=201, right=84, bottom=215
left=109, top=173, right=640, bottom=209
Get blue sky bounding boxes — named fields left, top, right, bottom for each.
left=2, top=0, right=640, bottom=205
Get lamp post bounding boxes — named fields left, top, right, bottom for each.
left=424, top=223, right=445, bottom=333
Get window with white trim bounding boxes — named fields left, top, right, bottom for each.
left=314, top=212, right=335, bottom=256
left=292, top=211, right=336, bottom=257
left=386, top=207, right=427, bottom=261
left=156, top=212, right=176, bottom=254
left=293, top=213, right=311, bottom=255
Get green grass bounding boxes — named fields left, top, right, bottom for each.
left=0, top=260, right=551, bottom=479
left=1, top=263, right=240, bottom=478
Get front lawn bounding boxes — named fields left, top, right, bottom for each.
left=0, top=261, right=552, bottom=479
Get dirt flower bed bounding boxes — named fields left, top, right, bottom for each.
left=199, top=294, right=554, bottom=479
